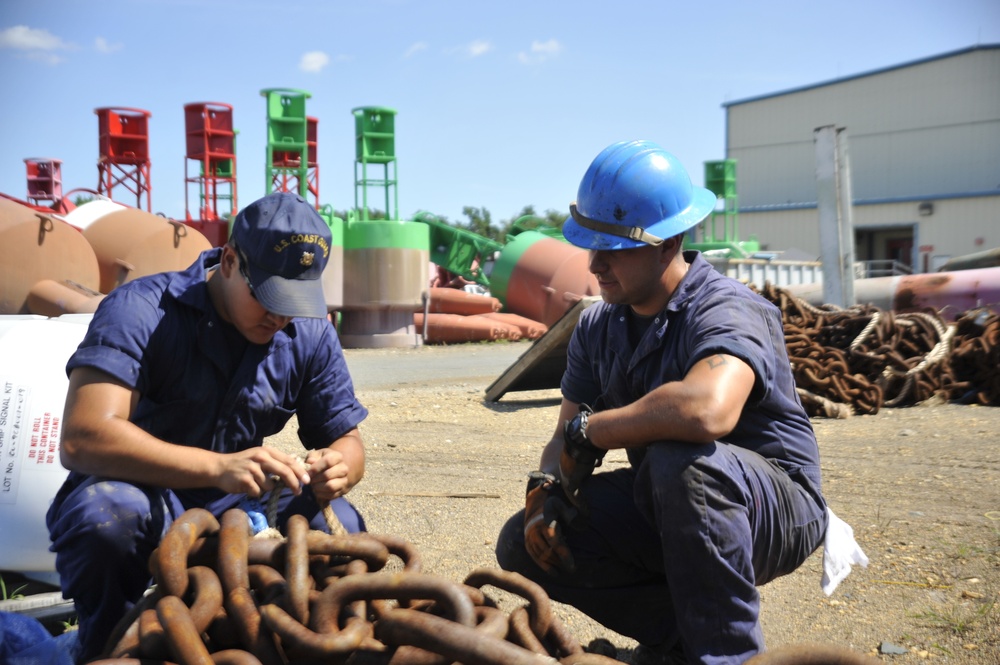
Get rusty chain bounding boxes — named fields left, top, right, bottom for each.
left=90, top=508, right=630, bottom=665
left=88, top=508, right=878, bottom=664
left=757, top=285, right=999, bottom=416
left=947, top=309, right=1000, bottom=406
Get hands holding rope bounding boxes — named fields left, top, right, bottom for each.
left=217, top=447, right=354, bottom=506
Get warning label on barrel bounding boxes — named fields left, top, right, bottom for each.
left=0, top=379, right=60, bottom=504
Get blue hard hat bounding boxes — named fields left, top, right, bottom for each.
left=563, top=140, right=718, bottom=251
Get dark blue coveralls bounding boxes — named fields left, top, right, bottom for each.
left=496, top=251, right=829, bottom=665
left=46, top=249, right=369, bottom=662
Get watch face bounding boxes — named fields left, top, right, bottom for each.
left=568, top=412, right=588, bottom=443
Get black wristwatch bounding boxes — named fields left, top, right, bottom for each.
left=564, top=408, right=590, bottom=448
left=563, top=405, right=605, bottom=467
left=526, top=470, right=557, bottom=495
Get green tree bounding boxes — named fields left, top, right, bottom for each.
left=542, top=208, right=568, bottom=228
left=512, top=204, right=537, bottom=219
left=460, top=206, right=500, bottom=243
left=500, top=206, right=568, bottom=239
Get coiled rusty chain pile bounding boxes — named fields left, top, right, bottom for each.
left=948, top=309, right=1000, bottom=406
left=90, top=507, right=627, bottom=665
left=756, top=284, right=999, bottom=416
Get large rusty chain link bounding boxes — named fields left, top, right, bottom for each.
left=757, top=284, right=999, bottom=416
left=90, top=508, right=628, bottom=665
left=948, top=309, right=1000, bottom=406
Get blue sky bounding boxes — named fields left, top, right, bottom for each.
left=2, top=0, right=998, bottom=226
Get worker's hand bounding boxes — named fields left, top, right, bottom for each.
left=523, top=472, right=578, bottom=575
left=304, top=448, right=352, bottom=505
left=558, top=404, right=606, bottom=515
left=217, top=447, right=310, bottom=498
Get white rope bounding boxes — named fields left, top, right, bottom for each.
left=849, top=311, right=882, bottom=351
left=258, top=455, right=347, bottom=538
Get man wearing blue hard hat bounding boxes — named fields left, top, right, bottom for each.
left=496, top=141, right=829, bottom=664
left=47, top=192, right=369, bottom=663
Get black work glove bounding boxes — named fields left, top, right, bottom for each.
left=558, top=403, right=606, bottom=516
left=523, top=471, right=580, bottom=575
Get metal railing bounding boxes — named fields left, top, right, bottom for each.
left=855, top=260, right=913, bottom=278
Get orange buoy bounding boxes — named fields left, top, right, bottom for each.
left=489, top=231, right=600, bottom=326
left=427, top=287, right=501, bottom=315
left=414, top=312, right=521, bottom=344
left=82, top=207, right=212, bottom=294
left=0, top=198, right=101, bottom=314
left=476, top=312, right=548, bottom=339
left=27, top=279, right=105, bottom=317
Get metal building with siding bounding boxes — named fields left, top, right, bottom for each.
left=722, top=45, right=1000, bottom=273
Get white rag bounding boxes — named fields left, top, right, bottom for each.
left=821, top=507, right=869, bottom=595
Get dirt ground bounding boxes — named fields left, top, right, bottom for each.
left=266, top=343, right=1000, bottom=664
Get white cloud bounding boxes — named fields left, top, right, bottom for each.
left=517, top=38, right=563, bottom=65
left=466, top=40, right=492, bottom=58
left=0, top=25, right=75, bottom=63
left=403, top=41, right=427, bottom=58
left=532, top=39, right=562, bottom=56
left=94, top=37, right=123, bottom=54
left=0, top=25, right=70, bottom=51
left=23, top=51, right=64, bottom=65
left=299, top=51, right=330, bottom=73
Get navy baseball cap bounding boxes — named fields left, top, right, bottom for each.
left=230, top=192, right=331, bottom=318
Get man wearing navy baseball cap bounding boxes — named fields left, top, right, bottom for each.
left=47, top=192, right=368, bottom=663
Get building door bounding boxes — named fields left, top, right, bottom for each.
left=854, top=226, right=916, bottom=276
left=886, top=237, right=914, bottom=270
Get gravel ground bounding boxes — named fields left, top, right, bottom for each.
left=266, top=342, right=1000, bottom=663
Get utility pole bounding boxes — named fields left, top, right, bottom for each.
left=814, top=125, right=857, bottom=308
